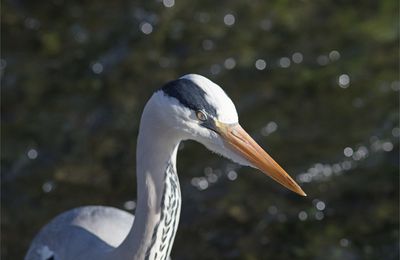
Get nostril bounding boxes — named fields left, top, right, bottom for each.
left=230, top=130, right=249, bottom=145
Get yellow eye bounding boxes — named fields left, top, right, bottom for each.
left=196, top=111, right=207, bottom=121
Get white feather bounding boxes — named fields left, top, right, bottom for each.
left=180, top=74, right=238, bottom=124
left=26, top=75, right=252, bottom=260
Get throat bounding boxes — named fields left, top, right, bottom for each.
left=112, top=110, right=183, bottom=260
left=145, top=161, right=181, bottom=260
left=113, top=158, right=182, bottom=260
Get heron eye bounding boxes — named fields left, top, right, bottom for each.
left=196, top=111, right=207, bottom=121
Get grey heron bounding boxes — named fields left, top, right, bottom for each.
left=25, top=74, right=306, bottom=260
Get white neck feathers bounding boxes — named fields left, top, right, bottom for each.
left=111, top=93, right=182, bottom=260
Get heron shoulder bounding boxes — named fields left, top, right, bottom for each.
left=25, top=206, right=134, bottom=260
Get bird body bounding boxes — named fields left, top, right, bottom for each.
left=26, top=206, right=133, bottom=259
left=26, top=74, right=305, bottom=260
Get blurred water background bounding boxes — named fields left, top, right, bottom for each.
left=2, top=1, right=399, bottom=259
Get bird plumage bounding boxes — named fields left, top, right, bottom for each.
left=26, top=206, right=134, bottom=259
left=25, top=74, right=305, bottom=260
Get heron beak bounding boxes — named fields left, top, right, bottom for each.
left=216, top=122, right=306, bottom=196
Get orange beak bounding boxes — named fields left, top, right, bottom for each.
left=217, top=122, right=306, bottom=196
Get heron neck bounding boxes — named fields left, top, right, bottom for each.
left=112, top=112, right=182, bottom=260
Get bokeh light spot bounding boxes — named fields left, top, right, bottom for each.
left=340, top=238, right=350, bottom=247
left=42, top=181, right=55, bottom=193
left=292, top=52, right=303, bottom=64
left=227, top=170, right=238, bottom=181
left=338, top=74, right=350, bottom=88
left=124, top=200, right=136, bottom=210
left=392, top=127, right=400, bottom=137
left=382, top=142, right=393, bottom=152
left=91, top=62, right=103, bottom=74
left=162, top=0, right=175, bottom=8
left=268, top=205, right=278, bottom=215
left=261, top=121, right=278, bottom=136
left=391, top=81, right=400, bottom=91
left=27, top=148, right=38, bottom=160
left=316, top=201, right=326, bottom=211
left=329, top=50, right=341, bottom=61
left=198, top=178, right=209, bottom=190
left=298, top=211, right=308, bottom=221
left=255, top=59, right=266, bottom=70
left=140, top=22, right=153, bottom=35
left=343, top=147, right=353, bottom=157
left=224, top=14, right=235, bottom=26
left=210, top=64, right=221, bottom=75
left=224, top=57, right=236, bottom=70
left=278, top=57, right=291, bottom=68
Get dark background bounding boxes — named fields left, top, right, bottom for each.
left=2, top=0, right=399, bottom=259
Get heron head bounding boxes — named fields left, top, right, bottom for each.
left=152, top=74, right=306, bottom=196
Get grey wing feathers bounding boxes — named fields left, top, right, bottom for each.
left=25, top=206, right=134, bottom=260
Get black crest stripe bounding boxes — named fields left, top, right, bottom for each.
left=161, top=78, right=217, bottom=118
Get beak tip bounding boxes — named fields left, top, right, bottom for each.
left=297, top=189, right=307, bottom=197
left=220, top=123, right=308, bottom=198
